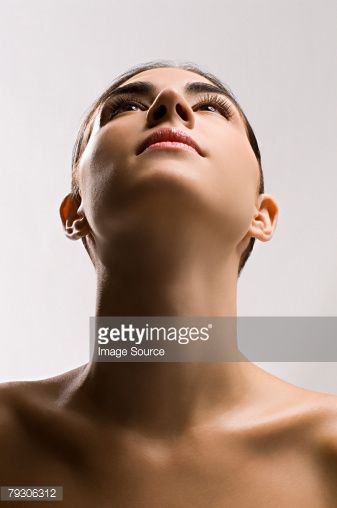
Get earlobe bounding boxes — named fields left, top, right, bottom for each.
left=249, top=194, right=279, bottom=242
left=59, top=193, right=91, bottom=241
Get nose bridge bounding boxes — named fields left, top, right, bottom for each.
left=146, top=86, right=193, bottom=125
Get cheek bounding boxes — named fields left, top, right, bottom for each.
left=81, top=122, right=137, bottom=180
left=206, top=133, right=259, bottom=240
left=77, top=134, right=133, bottom=237
left=81, top=127, right=132, bottom=179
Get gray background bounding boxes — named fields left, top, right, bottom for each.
left=1, top=0, right=336, bottom=393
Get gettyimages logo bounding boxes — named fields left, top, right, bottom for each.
left=89, top=316, right=237, bottom=362
left=97, top=322, right=212, bottom=346
left=90, top=317, right=337, bottom=363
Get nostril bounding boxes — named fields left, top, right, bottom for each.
left=153, top=105, right=166, bottom=121
left=176, top=104, right=188, bottom=121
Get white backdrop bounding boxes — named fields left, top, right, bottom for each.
left=1, top=0, right=336, bottom=394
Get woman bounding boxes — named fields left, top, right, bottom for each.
left=1, top=60, right=336, bottom=507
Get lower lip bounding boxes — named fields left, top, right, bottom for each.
left=142, top=141, right=198, bottom=154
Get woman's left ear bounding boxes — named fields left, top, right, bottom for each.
left=249, top=194, right=279, bottom=242
left=59, top=193, right=91, bottom=241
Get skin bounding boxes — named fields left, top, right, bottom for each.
left=1, top=67, right=337, bottom=507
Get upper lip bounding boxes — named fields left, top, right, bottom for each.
left=136, top=128, right=204, bottom=156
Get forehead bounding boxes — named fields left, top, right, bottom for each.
left=122, top=67, right=215, bottom=89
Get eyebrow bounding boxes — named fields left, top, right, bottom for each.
left=103, top=80, right=236, bottom=105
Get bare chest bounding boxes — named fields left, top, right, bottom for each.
left=10, top=431, right=331, bottom=508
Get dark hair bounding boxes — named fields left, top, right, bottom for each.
left=70, top=60, right=264, bottom=276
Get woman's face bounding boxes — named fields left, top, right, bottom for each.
left=77, top=67, right=260, bottom=251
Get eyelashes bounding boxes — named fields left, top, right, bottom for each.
left=100, top=92, right=234, bottom=125
left=192, top=93, right=234, bottom=120
left=100, top=95, right=147, bottom=125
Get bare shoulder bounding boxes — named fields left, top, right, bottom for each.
left=304, top=389, right=337, bottom=503
left=272, top=384, right=337, bottom=505
left=0, top=366, right=89, bottom=483
left=272, top=374, right=337, bottom=442
left=273, top=379, right=337, bottom=502
left=0, top=365, right=86, bottom=406
left=292, top=384, right=337, bottom=440
left=253, top=373, right=337, bottom=503
left=0, top=365, right=87, bottom=446
left=306, top=389, right=337, bottom=455
left=242, top=367, right=337, bottom=453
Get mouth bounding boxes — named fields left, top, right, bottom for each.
left=136, top=128, right=205, bottom=157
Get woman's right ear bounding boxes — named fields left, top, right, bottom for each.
left=59, top=193, right=91, bottom=241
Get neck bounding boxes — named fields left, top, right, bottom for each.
left=94, top=212, right=239, bottom=316
left=65, top=216, right=258, bottom=435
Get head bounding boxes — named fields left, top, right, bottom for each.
left=60, top=60, right=277, bottom=277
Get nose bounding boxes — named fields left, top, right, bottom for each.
left=146, top=88, right=195, bottom=129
